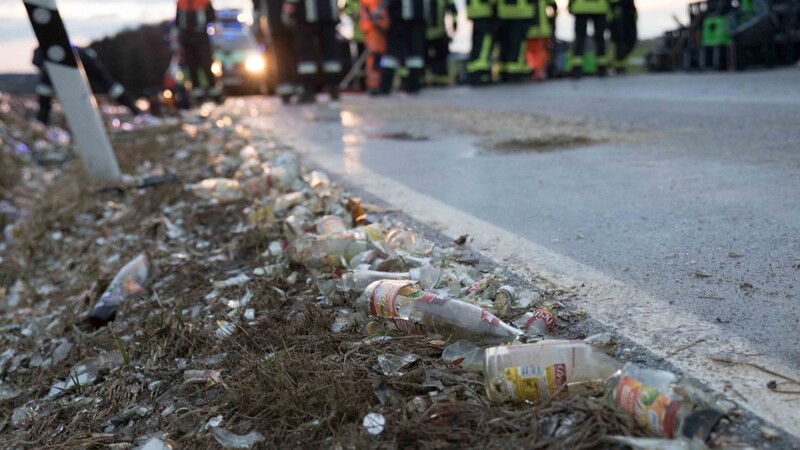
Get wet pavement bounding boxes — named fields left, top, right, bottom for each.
left=242, top=68, right=800, bottom=435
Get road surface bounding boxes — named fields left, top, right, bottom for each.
left=240, top=68, right=800, bottom=437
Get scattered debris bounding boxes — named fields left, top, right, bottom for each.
left=362, top=412, right=386, bottom=435
left=209, top=427, right=266, bottom=448
left=0, top=96, right=769, bottom=448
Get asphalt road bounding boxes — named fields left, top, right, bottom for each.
left=243, top=68, right=800, bottom=435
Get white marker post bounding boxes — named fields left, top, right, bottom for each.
left=24, top=0, right=122, bottom=185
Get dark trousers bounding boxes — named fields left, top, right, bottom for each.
left=496, top=19, right=531, bottom=82
left=380, top=19, right=426, bottom=94
left=272, top=31, right=298, bottom=95
left=426, top=35, right=450, bottom=85
left=574, top=14, right=607, bottom=63
left=37, top=47, right=137, bottom=123
left=295, top=21, right=341, bottom=96
left=181, top=33, right=216, bottom=94
left=467, top=18, right=496, bottom=85
left=265, top=0, right=298, bottom=95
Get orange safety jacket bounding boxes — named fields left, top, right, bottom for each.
left=359, top=0, right=389, bottom=53
left=176, top=0, right=215, bottom=34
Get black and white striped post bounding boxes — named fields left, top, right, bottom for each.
left=23, top=0, right=122, bottom=184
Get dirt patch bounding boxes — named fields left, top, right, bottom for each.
left=370, top=132, right=430, bottom=142
left=483, top=135, right=605, bottom=154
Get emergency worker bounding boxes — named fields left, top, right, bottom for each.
left=466, top=0, right=496, bottom=85
left=525, top=0, right=556, bottom=81
left=360, top=0, right=389, bottom=94
left=253, top=0, right=298, bottom=103
left=379, top=0, right=428, bottom=94
left=496, top=0, right=533, bottom=81
left=569, top=0, right=610, bottom=78
left=609, top=0, right=637, bottom=73
left=425, top=0, right=457, bottom=86
left=282, top=0, right=342, bottom=102
left=33, top=46, right=140, bottom=125
left=345, top=0, right=367, bottom=90
left=175, top=0, right=223, bottom=103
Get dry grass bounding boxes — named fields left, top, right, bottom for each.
left=0, top=108, right=653, bottom=450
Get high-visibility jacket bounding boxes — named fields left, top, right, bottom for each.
left=284, top=0, right=340, bottom=23
left=497, top=0, right=534, bottom=20
left=426, top=0, right=457, bottom=39
left=466, top=0, right=494, bottom=20
left=568, top=0, right=609, bottom=15
left=345, top=0, right=365, bottom=41
left=526, top=0, right=556, bottom=38
left=176, top=0, right=216, bottom=34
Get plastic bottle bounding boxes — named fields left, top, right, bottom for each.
left=338, top=263, right=443, bottom=292
left=605, top=364, right=693, bottom=438
left=484, top=340, right=621, bottom=403
left=87, top=253, right=150, bottom=328
left=358, top=280, right=522, bottom=345
left=513, top=308, right=557, bottom=337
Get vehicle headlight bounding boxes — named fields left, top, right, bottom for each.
left=245, top=54, right=265, bottom=73
left=211, top=61, right=223, bottom=77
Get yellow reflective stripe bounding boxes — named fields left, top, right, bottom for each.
left=467, top=34, right=493, bottom=72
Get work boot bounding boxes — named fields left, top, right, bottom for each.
left=298, top=88, right=316, bottom=104
left=570, top=66, right=583, bottom=80
left=328, top=85, right=340, bottom=101
left=597, top=65, right=607, bottom=78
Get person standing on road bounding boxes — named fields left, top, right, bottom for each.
left=569, top=0, right=610, bottom=79
left=254, top=0, right=298, bottom=103
left=175, top=0, right=223, bottom=104
left=33, top=46, right=141, bottom=125
left=378, top=0, right=429, bottom=94
left=609, top=0, right=637, bottom=74
left=525, top=0, right=556, bottom=81
left=345, top=0, right=368, bottom=91
left=466, top=0, right=496, bottom=85
left=282, top=0, right=342, bottom=103
left=360, top=0, right=389, bottom=94
left=496, top=0, right=535, bottom=82
left=425, top=0, right=457, bottom=87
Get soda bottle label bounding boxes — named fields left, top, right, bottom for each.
left=503, top=363, right=568, bottom=401
left=611, top=375, right=681, bottom=438
left=525, top=309, right=556, bottom=333
left=122, top=277, right=144, bottom=296
left=368, top=280, right=411, bottom=318
left=480, top=310, right=501, bottom=327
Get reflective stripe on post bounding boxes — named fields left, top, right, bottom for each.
left=23, top=0, right=122, bottom=185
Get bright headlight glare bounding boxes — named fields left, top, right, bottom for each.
left=211, top=61, right=223, bottom=76
left=245, top=54, right=265, bottom=73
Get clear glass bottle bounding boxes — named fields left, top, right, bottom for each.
left=359, top=280, right=522, bottom=345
